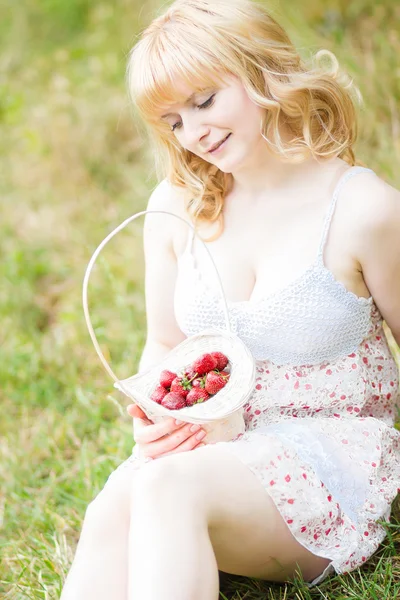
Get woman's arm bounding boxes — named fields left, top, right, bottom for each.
left=129, top=180, right=207, bottom=458
left=355, top=176, right=400, bottom=346
left=138, top=338, right=179, bottom=374
left=140, top=178, right=188, bottom=364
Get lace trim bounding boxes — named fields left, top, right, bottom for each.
left=174, top=165, right=378, bottom=364
left=261, top=421, right=372, bottom=524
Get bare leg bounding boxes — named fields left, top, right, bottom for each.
left=129, top=467, right=219, bottom=600
left=60, top=466, right=135, bottom=600
left=61, top=445, right=332, bottom=600
left=126, top=446, right=331, bottom=600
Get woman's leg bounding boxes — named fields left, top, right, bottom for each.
left=61, top=444, right=332, bottom=600
left=60, top=465, right=137, bottom=600
left=129, top=463, right=220, bottom=600
left=127, top=445, right=331, bottom=600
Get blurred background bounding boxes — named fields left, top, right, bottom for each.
left=0, top=0, right=399, bottom=598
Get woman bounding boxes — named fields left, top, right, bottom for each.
left=61, top=0, right=400, bottom=598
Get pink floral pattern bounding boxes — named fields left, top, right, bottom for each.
left=216, top=303, right=400, bottom=576
left=108, top=304, right=400, bottom=580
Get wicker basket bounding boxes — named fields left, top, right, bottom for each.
left=83, top=210, right=256, bottom=445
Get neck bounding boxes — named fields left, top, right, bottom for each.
left=231, top=131, right=324, bottom=195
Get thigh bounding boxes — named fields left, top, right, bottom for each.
left=143, top=444, right=331, bottom=583
left=87, top=459, right=143, bottom=524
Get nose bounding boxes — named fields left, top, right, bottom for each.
left=181, top=114, right=210, bottom=149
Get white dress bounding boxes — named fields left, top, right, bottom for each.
left=109, top=166, right=400, bottom=586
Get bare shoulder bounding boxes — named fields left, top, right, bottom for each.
left=145, top=178, right=191, bottom=259
left=147, top=178, right=188, bottom=218
left=342, top=169, right=400, bottom=343
left=342, top=171, right=400, bottom=220
left=341, top=169, right=400, bottom=233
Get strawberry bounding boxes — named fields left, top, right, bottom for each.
left=186, top=388, right=210, bottom=406
left=192, top=353, right=218, bottom=375
left=192, top=375, right=206, bottom=389
left=159, top=370, right=177, bottom=389
left=184, top=367, right=197, bottom=380
left=151, top=385, right=169, bottom=404
left=170, top=375, right=193, bottom=398
left=204, top=370, right=230, bottom=395
left=210, top=351, right=229, bottom=371
left=161, top=392, right=187, bottom=410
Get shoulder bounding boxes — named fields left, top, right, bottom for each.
left=341, top=169, right=400, bottom=249
left=330, top=167, right=400, bottom=259
left=147, top=178, right=187, bottom=212
left=145, top=178, right=192, bottom=258
left=339, top=167, right=399, bottom=220
left=343, top=169, right=400, bottom=343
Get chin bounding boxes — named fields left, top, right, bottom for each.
left=203, top=155, right=231, bottom=171
left=215, top=154, right=243, bottom=174
left=216, top=164, right=233, bottom=174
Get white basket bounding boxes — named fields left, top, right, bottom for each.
left=83, top=210, right=256, bottom=443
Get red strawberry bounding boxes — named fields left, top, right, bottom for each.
left=159, top=370, right=177, bottom=388
left=184, top=367, right=197, bottom=381
left=161, top=392, right=187, bottom=410
left=210, top=351, right=229, bottom=371
left=204, top=370, right=230, bottom=395
left=192, top=376, right=206, bottom=389
left=186, top=388, right=210, bottom=406
left=192, top=353, right=217, bottom=375
left=170, top=376, right=193, bottom=398
left=151, top=385, right=169, bottom=404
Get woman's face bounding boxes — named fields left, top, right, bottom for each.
left=159, top=74, right=266, bottom=172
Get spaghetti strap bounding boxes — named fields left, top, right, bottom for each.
left=183, top=221, right=196, bottom=256
left=317, top=166, right=375, bottom=261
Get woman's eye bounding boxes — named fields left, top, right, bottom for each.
left=198, top=94, right=215, bottom=110
left=170, top=94, right=216, bottom=132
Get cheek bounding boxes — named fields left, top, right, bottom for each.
left=226, top=101, right=262, bottom=134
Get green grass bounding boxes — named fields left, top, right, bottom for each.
left=1, top=0, right=400, bottom=598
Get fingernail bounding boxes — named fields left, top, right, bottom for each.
left=190, top=424, right=201, bottom=432
left=196, top=430, right=206, bottom=440
left=175, top=420, right=183, bottom=425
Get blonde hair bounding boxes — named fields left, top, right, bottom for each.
left=127, top=0, right=363, bottom=239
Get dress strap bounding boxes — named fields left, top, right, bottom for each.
left=317, top=165, right=375, bottom=261
left=184, top=221, right=196, bottom=256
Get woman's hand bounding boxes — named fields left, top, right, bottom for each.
left=127, top=404, right=207, bottom=460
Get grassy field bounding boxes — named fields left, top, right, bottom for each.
left=1, top=0, right=400, bottom=598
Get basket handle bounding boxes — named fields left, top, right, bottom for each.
left=82, top=209, right=232, bottom=384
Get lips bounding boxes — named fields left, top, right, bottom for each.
left=208, top=133, right=231, bottom=153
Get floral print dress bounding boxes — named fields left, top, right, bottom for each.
left=110, top=166, right=400, bottom=585
left=213, top=304, right=400, bottom=582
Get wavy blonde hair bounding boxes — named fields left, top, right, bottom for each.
left=127, top=0, right=363, bottom=239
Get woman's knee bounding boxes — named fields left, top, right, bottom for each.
left=83, top=468, right=134, bottom=532
left=83, top=458, right=191, bottom=525
left=131, top=454, right=204, bottom=508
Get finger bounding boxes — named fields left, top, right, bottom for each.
left=136, top=422, right=195, bottom=454
left=146, top=424, right=206, bottom=456
left=134, top=417, right=188, bottom=445
left=156, top=433, right=207, bottom=458
left=127, top=404, right=147, bottom=419
left=133, top=418, right=153, bottom=441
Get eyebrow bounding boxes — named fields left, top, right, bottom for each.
left=160, top=91, right=203, bottom=120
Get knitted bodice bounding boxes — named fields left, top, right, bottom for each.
left=174, top=166, right=378, bottom=365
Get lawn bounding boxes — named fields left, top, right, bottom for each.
left=1, top=0, right=399, bottom=598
